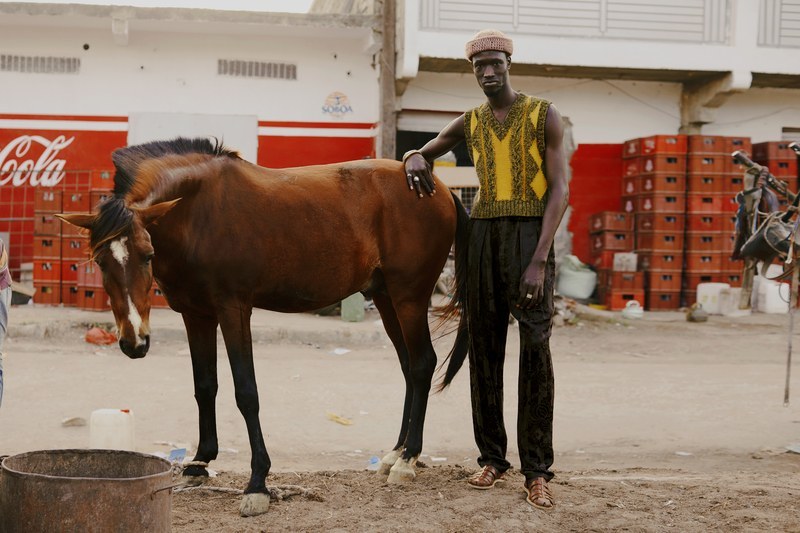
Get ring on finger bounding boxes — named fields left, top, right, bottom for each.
left=413, top=176, right=420, bottom=182
left=525, top=293, right=533, bottom=299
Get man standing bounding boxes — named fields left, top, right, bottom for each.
left=402, top=29, right=568, bottom=509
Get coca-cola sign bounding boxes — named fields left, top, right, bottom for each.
left=0, top=134, right=75, bottom=187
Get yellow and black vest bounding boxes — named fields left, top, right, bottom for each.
left=464, top=93, right=550, bottom=218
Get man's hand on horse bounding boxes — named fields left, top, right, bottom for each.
left=404, top=152, right=436, bottom=198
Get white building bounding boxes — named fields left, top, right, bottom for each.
left=396, top=0, right=800, bottom=148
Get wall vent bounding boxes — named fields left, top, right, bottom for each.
left=217, top=59, right=297, bottom=80
left=0, top=55, right=81, bottom=74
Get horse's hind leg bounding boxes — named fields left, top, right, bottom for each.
left=387, top=298, right=437, bottom=484
left=372, top=291, right=412, bottom=476
left=218, top=304, right=271, bottom=517
left=182, top=313, right=220, bottom=481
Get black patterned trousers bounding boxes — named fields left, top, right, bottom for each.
left=466, top=216, right=555, bottom=482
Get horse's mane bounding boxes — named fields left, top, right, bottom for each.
left=89, top=137, right=239, bottom=251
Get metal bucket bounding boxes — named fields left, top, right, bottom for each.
left=0, top=449, right=172, bottom=533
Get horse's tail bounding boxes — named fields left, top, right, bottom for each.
left=433, top=191, right=470, bottom=393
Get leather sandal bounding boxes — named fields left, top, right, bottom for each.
left=467, top=465, right=505, bottom=490
left=524, top=477, right=554, bottom=510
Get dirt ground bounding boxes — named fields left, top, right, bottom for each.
left=1, top=304, right=800, bottom=531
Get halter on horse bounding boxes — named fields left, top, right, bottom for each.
left=58, top=138, right=470, bottom=516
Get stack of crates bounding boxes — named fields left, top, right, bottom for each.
left=682, top=136, right=748, bottom=305
left=752, top=141, right=799, bottom=200
left=622, top=135, right=687, bottom=310
left=32, top=189, right=62, bottom=305
left=588, top=211, right=642, bottom=309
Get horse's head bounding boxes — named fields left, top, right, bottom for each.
left=58, top=199, right=179, bottom=359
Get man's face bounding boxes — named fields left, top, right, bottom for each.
left=471, top=50, right=510, bottom=97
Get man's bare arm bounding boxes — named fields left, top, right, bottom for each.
left=404, top=114, right=466, bottom=197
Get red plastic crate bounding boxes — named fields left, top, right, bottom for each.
left=637, top=192, right=685, bottom=213
left=591, top=231, right=634, bottom=252
left=622, top=175, right=638, bottom=196
left=635, top=213, right=685, bottom=233
left=34, top=189, right=62, bottom=213
left=687, top=174, right=724, bottom=194
left=638, top=251, right=683, bottom=271
left=646, top=270, right=682, bottom=291
left=684, top=251, right=722, bottom=272
left=765, top=158, right=798, bottom=177
left=623, top=158, right=641, bottom=177
left=33, top=282, right=60, bottom=305
left=720, top=254, right=742, bottom=272
left=61, top=237, right=90, bottom=260
left=753, top=141, right=796, bottom=160
left=151, top=284, right=170, bottom=309
left=34, top=260, right=61, bottom=282
left=719, top=271, right=743, bottom=287
left=688, top=135, right=727, bottom=154
left=62, top=191, right=91, bottom=213
left=641, top=154, right=686, bottom=174
left=720, top=174, right=745, bottom=194
left=640, top=134, right=687, bottom=155
left=61, top=260, right=81, bottom=283
left=76, top=262, right=104, bottom=287
left=640, top=173, right=685, bottom=193
left=683, top=271, right=717, bottom=290
left=33, top=236, right=61, bottom=259
left=77, top=287, right=111, bottom=311
left=90, top=190, right=114, bottom=208
left=686, top=193, right=726, bottom=213
left=622, top=138, right=641, bottom=159
left=34, top=213, right=61, bottom=236
left=636, top=231, right=684, bottom=252
left=91, top=170, right=115, bottom=192
left=607, top=289, right=645, bottom=311
left=687, top=154, right=726, bottom=174
left=622, top=195, right=637, bottom=214
left=589, top=211, right=634, bottom=233
left=600, top=270, right=644, bottom=291
left=726, top=136, right=752, bottom=154
left=685, top=213, right=726, bottom=232
left=590, top=250, right=616, bottom=270
left=646, top=290, right=682, bottom=310
left=61, top=283, right=79, bottom=307
left=685, top=232, right=724, bottom=252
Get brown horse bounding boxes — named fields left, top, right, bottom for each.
left=58, top=138, right=469, bottom=516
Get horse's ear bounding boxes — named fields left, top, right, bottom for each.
left=138, top=198, right=181, bottom=227
left=55, top=213, right=95, bottom=230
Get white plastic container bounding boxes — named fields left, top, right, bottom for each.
left=696, top=282, right=730, bottom=315
left=757, top=279, right=790, bottom=314
left=556, top=255, right=597, bottom=300
left=340, top=292, right=365, bottom=322
left=90, top=409, right=135, bottom=451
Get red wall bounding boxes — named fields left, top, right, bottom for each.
left=569, top=144, right=623, bottom=264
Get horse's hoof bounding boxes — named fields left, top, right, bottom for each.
left=182, top=465, right=209, bottom=478
left=181, top=475, right=207, bottom=487
left=377, top=449, right=402, bottom=476
left=387, top=457, right=416, bottom=484
left=239, top=492, right=271, bottom=517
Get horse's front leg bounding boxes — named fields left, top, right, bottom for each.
left=181, top=313, right=220, bottom=480
left=218, top=304, right=271, bottom=517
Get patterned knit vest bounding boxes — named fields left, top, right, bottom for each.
left=464, top=93, right=550, bottom=218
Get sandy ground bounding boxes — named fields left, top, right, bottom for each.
left=1, top=304, right=800, bottom=531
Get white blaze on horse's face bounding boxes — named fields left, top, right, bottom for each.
left=110, top=236, right=129, bottom=267
left=109, top=235, right=150, bottom=351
